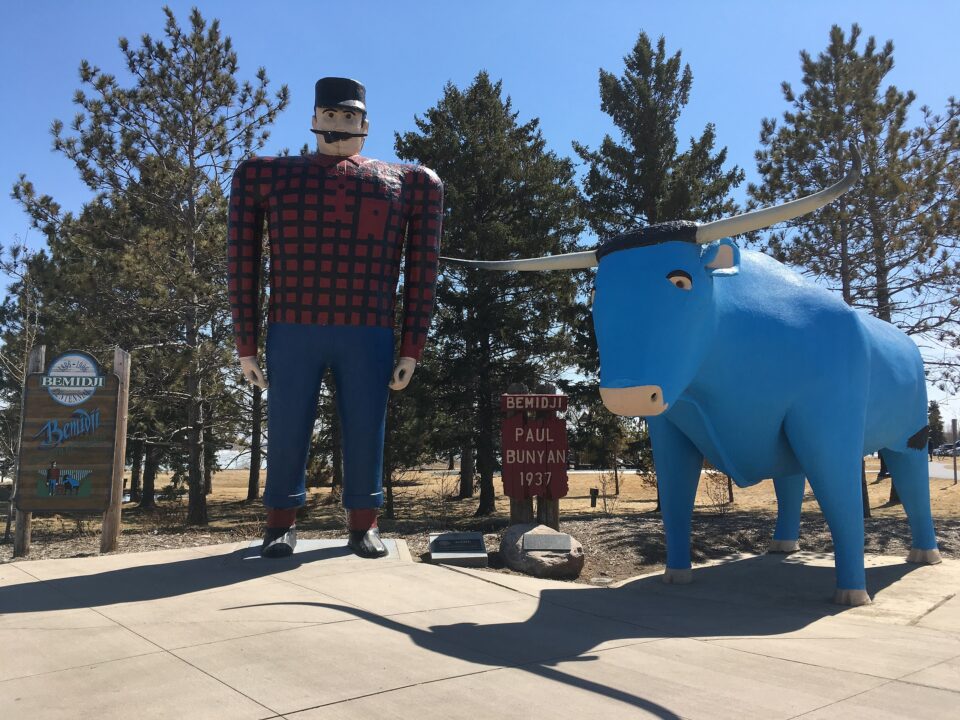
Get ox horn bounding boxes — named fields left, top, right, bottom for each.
left=694, top=146, right=861, bottom=244
left=440, top=249, right=598, bottom=271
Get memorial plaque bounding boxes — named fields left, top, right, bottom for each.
left=15, top=351, right=120, bottom=513
left=522, top=532, right=572, bottom=552
left=429, top=532, right=488, bottom=567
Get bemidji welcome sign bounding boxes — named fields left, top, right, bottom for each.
left=16, top=351, right=121, bottom=513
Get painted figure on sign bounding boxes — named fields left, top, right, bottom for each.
left=46, top=460, right=59, bottom=497
left=228, top=77, right=443, bottom=558
left=448, top=148, right=941, bottom=606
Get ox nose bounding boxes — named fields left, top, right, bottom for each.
left=600, top=385, right=668, bottom=417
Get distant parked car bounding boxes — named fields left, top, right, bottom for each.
left=937, top=442, right=960, bottom=457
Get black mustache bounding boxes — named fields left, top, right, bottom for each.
left=310, top=129, right=368, bottom=142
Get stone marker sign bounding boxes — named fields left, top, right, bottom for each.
left=500, top=523, right=584, bottom=579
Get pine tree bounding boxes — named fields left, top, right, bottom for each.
left=0, top=243, right=42, bottom=480
left=571, top=32, right=744, bottom=510
left=929, top=400, right=946, bottom=448
left=12, top=8, right=288, bottom=524
left=396, top=72, right=585, bottom=516
left=574, top=31, right=744, bottom=238
left=750, top=24, right=960, bottom=506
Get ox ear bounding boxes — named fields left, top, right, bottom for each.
left=701, top=239, right=740, bottom=277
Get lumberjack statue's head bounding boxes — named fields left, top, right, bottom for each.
left=311, top=76, right=369, bottom=157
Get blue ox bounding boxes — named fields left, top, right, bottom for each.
left=446, top=151, right=940, bottom=605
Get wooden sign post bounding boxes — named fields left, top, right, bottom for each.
left=953, top=418, right=958, bottom=487
left=13, top=346, right=131, bottom=557
left=501, top=393, right=569, bottom=530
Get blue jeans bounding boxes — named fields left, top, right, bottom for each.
left=264, top=323, right=393, bottom=511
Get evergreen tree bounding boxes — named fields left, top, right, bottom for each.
left=0, top=243, right=42, bottom=480
left=574, top=31, right=744, bottom=238
left=929, top=400, right=946, bottom=448
left=396, top=72, right=585, bottom=516
left=570, top=32, right=743, bottom=508
left=12, top=8, right=288, bottom=524
left=750, top=24, right=960, bottom=505
left=751, top=24, right=960, bottom=374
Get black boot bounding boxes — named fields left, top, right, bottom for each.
left=261, top=525, right=297, bottom=558
left=348, top=527, right=388, bottom=558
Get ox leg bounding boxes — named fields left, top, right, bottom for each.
left=769, top=474, right=804, bottom=553
left=648, top=418, right=703, bottom=585
left=786, top=417, right=870, bottom=605
left=880, top=448, right=941, bottom=564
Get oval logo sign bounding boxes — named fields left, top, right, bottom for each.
left=41, top=351, right=105, bottom=406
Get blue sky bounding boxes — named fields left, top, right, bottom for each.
left=2, top=1, right=959, bottom=414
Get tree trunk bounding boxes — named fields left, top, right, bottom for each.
left=868, top=214, right=901, bottom=507
left=139, top=443, right=158, bottom=510
left=331, top=404, right=343, bottom=501
left=613, top=453, right=620, bottom=495
left=184, top=146, right=207, bottom=524
left=383, top=444, right=394, bottom=520
left=459, top=444, right=474, bottom=498
left=837, top=211, right=872, bottom=519
left=203, top=403, right=215, bottom=496
left=474, top=391, right=497, bottom=516
left=129, top=438, right=144, bottom=503
left=247, top=383, right=262, bottom=501
left=861, top=459, right=872, bottom=519
left=726, top=474, right=734, bottom=504
left=185, top=364, right=207, bottom=523
left=447, top=452, right=455, bottom=471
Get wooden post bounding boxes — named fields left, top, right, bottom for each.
left=953, top=419, right=958, bottom=487
left=100, top=347, right=131, bottom=553
left=510, top=497, right=534, bottom=525
left=13, top=345, right=46, bottom=557
left=536, top=496, right=560, bottom=531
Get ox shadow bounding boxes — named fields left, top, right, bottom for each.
left=223, top=556, right=922, bottom=718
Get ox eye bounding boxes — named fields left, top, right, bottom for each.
left=667, top=270, right=693, bottom=291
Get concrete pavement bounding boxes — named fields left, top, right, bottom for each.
left=0, top=539, right=958, bottom=719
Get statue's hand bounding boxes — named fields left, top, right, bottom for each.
left=389, top=357, right=417, bottom=391
left=239, top=356, right=268, bottom=389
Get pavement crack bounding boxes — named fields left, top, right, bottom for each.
left=785, top=678, right=897, bottom=719
left=907, top=592, right=955, bottom=625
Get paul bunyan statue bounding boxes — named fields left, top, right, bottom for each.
left=447, top=148, right=941, bottom=606
left=228, top=77, right=443, bottom=558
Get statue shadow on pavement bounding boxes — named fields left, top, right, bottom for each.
left=0, top=550, right=924, bottom=720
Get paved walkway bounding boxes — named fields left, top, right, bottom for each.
left=929, top=460, right=958, bottom=481
left=1, top=540, right=958, bottom=719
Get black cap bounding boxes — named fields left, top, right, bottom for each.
left=314, top=77, right=366, bottom=113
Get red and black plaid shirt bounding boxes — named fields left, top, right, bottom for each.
left=227, top=153, right=443, bottom=360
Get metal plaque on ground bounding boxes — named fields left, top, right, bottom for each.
left=523, top=532, right=573, bottom=552
left=429, top=532, right=488, bottom=567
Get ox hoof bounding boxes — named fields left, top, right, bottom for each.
left=768, top=539, right=800, bottom=554
left=833, top=589, right=872, bottom=607
left=907, top=548, right=942, bottom=565
left=662, top=568, right=692, bottom=585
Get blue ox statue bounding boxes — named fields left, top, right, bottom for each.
left=446, top=150, right=940, bottom=605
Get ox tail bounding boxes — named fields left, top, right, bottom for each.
left=906, top=425, right=929, bottom=451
